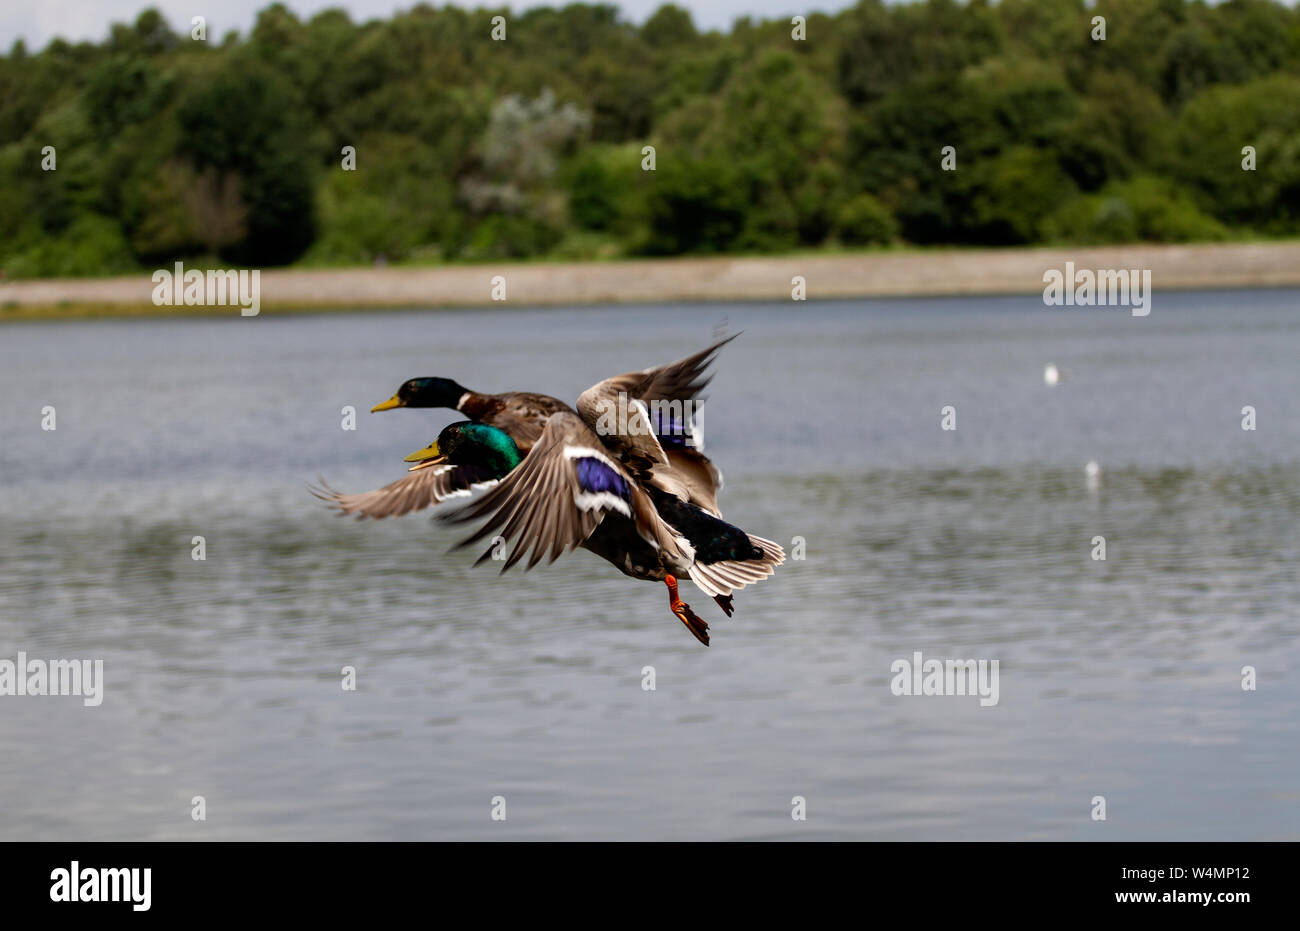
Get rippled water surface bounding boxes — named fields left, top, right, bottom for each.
left=1, top=291, right=1297, bottom=840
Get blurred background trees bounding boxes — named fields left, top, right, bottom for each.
left=1, top=0, right=1298, bottom=277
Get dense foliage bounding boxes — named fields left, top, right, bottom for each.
left=2, top=0, right=1299, bottom=277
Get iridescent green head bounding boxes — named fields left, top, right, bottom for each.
left=404, top=421, right=522, bottom=477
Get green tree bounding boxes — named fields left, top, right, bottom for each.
left=643, top=5, right=697, bottom=47
left=176, top=59, right=317, bottom=265
left=1172, top=75, right=1300, bottom=231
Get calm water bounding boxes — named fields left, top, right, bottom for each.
left=1, top=291, right=1297, bottom=840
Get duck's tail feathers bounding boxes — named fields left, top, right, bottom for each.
left=687, top=533, right=785, bottom=598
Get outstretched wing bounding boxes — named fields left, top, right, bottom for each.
left=575, top=333, right=739, bottom=472
left=441, top=411, right=689, bottom=571
left=585, top=333, right=739, bottom=407
left=309, top=463, right=501, bottom=520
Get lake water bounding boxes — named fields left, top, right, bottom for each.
left=1, top=291, right=1297, bottom=840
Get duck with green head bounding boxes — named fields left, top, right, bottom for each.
left=407, top=414, right=783, bottom=647
left=309, top=420, right=523, bottom=518
left=313, top=337, right=783, bottom=645
left=404, top=421, right=524, bottom=477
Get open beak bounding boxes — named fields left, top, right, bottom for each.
left=404, top=441, right=447, bottom=471
left=371, top=395, right=402, bottom=412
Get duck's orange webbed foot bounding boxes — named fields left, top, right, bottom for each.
left=713, top=594, right=734, bottom=617
left=665, top=574, right=709, bottom=646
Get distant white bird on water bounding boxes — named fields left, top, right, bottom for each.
left=1043, top=363, right=1070, bottom=386
left=1085, top=460, right=1102, bottom=491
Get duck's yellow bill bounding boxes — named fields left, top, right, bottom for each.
left=371, top=395, right=402, bottom=412
left=404, top=441, right=439, bottom=462
left=405, top=441, right=446, bottom=471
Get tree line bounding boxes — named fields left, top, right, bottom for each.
left=1, top=0, right=1298, bottom=278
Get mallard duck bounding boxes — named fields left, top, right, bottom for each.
left=365, top=335, right=736, bottom=460
left=317, top=336, right=735, bottom=519
left=396, top=415, right=781, bottom=645
left=368, top=378, right=568, bottom=456
left=313, top=337, right=782, bottom=645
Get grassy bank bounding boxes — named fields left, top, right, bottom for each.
left=4, top=241, right=1300, bottom=321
